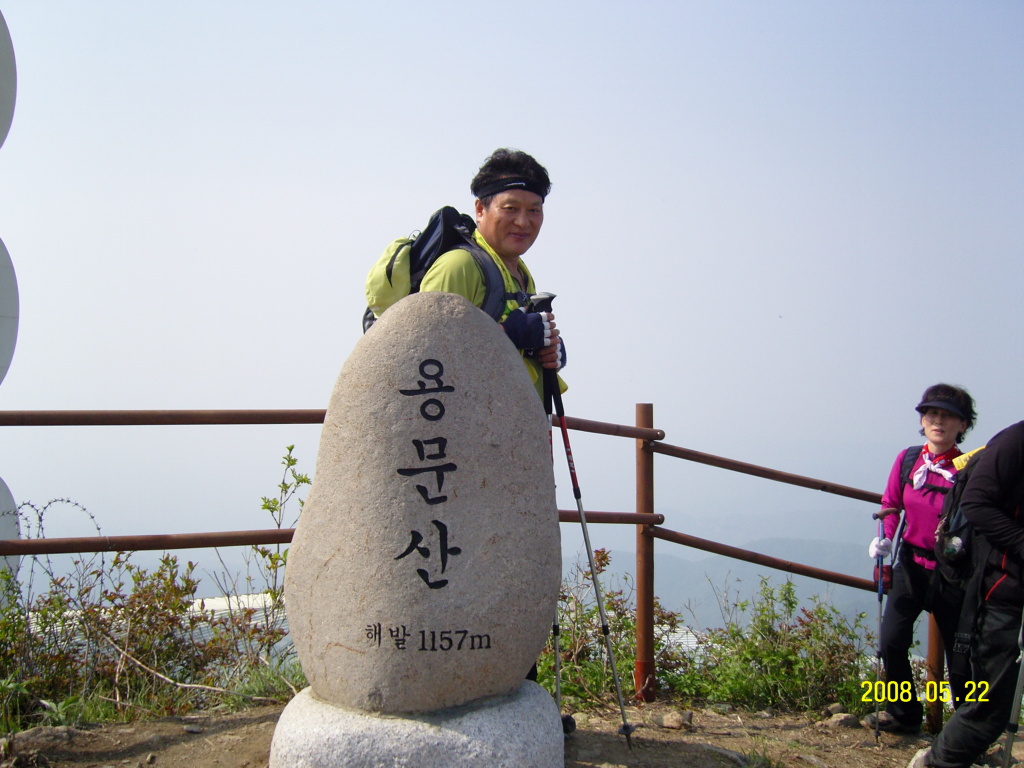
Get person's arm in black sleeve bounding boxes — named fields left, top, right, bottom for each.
left=962, top=421, right=1024, bottom=560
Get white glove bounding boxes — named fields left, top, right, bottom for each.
left=869, top=537, right=893, bottom=559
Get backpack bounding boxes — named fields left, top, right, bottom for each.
left=929, top=446, right=991, bottom=673
left=932, top=446, right=986, bottom=589
left=362, top=206, right=514, bottom=332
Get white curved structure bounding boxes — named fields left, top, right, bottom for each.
left=0, top=7, right=15, bottom=150
left=0, top=236, right=17, bottom=387
left=0, top=477, right=18, bottom=583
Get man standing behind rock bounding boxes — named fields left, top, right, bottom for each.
left=419, top=148, right=566, bottom=400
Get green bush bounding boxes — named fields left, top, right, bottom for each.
left=536, top=549, right=690, bottom=712
left=0, top=448, right=308, bottom=732
left=535, top=548, right=633, bottom=711
left=662, top=577, right=872, bottom=713
left=536, top=558, right=872, bottom=716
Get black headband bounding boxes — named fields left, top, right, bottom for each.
left=473, top=176, right=548, bottom=201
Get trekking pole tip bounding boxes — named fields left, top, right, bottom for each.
left=619, top=722, right=637, bottom=749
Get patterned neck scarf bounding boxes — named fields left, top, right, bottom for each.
left=912, top=446, right=961, bottom=489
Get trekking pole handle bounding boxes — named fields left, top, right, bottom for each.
left=873, top=507, right=899, bottom=520
left=528, top=292, right=556, bottom=314
left=529, top=292, right=558, bottom=416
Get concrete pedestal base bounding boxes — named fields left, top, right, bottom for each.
left=269, top=681, right=562, bottom=768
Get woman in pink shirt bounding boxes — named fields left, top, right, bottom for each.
left=865, top=383, right=976, bottom=734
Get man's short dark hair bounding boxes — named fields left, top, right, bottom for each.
left=471, top=148, right=552, bottom=205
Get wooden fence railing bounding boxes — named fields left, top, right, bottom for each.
left=0, top=405, right=944, bottom=731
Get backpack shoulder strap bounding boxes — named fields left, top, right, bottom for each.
left=446, top=216, right=520, bottom=322
left=900, top=446, right=924, bottom=490
left=410, top=207, right=518, bottom=321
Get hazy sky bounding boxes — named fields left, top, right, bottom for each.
left=0, top=2, right=1021, bottom=591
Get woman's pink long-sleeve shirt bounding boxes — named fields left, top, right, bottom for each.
left=880, top=446, right=960, bottom=570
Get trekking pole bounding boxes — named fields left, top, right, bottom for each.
left=530, top=294, right=636, bottom=750
left=535, top=310, right=576, bottom=737
left=1001, top=605, right=1024, bottom=768
left=871, top=510, right=890, bottom=744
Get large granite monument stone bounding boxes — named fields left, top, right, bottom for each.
left=272, top=292, right=563, bottom=767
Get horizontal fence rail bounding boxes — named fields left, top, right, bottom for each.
left=0, top=409, right=329, bottom=426
left=0, top=511, right=665, bottom=557
left=650, top=526, right=875, bottom=592
left=0, top=410, right=666, bottom=442
left=647, top=441, right=882, bottom=505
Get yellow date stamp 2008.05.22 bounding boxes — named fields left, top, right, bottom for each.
left=861, top=680, right=990, bottom=704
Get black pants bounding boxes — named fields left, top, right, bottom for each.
left=879, top=555, right=968, bottom=726
left=929, top=602, right=1024, bottom=768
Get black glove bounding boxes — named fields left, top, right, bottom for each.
left=501, top=308, right=555, bottom=350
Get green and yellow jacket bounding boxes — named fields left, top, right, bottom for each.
left=419, top=230, right=567, bottom=400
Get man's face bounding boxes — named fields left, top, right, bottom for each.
left=474, top=189, right=544, bottom=263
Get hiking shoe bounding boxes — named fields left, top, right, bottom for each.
left=862, top=711, right=921, bottom=734
left=907, top=747, right=931, bottom=768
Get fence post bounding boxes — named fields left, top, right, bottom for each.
left=926, top=615, right=945, bottom=733
left=635, top=403, right=656, bottom=701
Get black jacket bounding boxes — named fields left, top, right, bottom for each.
left=962, top=421, right=1024, bottom=608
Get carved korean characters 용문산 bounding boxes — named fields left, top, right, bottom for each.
left=286, top=292, right=560, bottom=714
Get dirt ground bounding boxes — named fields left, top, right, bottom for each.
left=1, top=700, right=954, bottom=768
